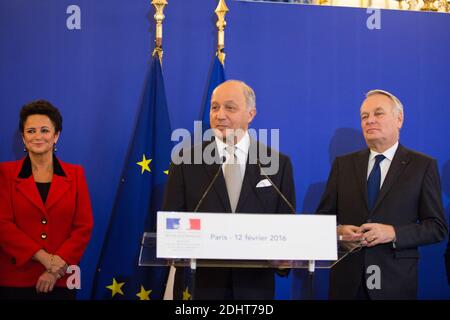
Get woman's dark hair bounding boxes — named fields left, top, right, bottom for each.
left=19, top=100, right=63, bottom=133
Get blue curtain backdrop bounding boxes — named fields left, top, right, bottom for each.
left=0, top=0, right=449, bottom=299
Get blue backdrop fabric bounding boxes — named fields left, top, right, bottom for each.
left=0, top=0, right=449, bottom=299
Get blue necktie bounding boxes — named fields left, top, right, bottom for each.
left=367, top=154, right=385, bottom=211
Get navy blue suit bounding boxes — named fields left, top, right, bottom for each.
left=317, top=145, right=447, bottom=299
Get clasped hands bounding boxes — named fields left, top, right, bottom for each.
left=34, top=250, right=68, bottom=293
left=338, top=223, right=396, bottom=248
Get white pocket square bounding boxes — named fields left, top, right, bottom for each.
left=256, top=179, right=272, bottom=188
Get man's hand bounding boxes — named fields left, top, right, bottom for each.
left=337, top=225, right=364, bottom=242
left=358, top=223, right=396, bottom=247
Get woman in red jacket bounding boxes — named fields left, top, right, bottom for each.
left=0, top=100, right=94, bottom=299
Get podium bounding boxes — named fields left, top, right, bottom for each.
left=139, top=231, right=358, bottom=268
left=138, top=212, right=361, bottom=299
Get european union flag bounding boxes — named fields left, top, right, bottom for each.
left=92, top=56, right=172, bottom=300
left=200, top=55, right=226, bottom=132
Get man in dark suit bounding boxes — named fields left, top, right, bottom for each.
left=317, top=89, right=447, bottom=300
left=162, top=80, right=296, bottom=300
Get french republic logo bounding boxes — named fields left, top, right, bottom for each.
left=166, top=218, right=201, bottom=230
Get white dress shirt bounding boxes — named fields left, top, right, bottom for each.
left=367, top=141, right=399, bottom=189
left=215, top=131, right=250, bottom=179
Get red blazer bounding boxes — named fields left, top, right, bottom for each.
left=0, top=158, right=94, bottom=287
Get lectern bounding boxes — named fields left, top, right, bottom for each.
left=138, top=211, right=361, bottom=299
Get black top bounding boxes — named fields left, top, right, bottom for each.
left=18, top=155, right=66, bottom=179
left=17, top=155, right=66, bottom=204
left=35, top=182, right=51, bottom=204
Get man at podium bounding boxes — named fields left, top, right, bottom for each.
left=316, top=89, right=447, bottom=299
left=162, top=80, right=296, bottom=300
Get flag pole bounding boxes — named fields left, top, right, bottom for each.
left=215, top=0, right=229, bottom=66
left=151, top=0, right=168, bottom=63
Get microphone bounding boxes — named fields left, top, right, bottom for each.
left=193, top=155, right=226, bottom=212
left=257, top=159, right=296, bottom=214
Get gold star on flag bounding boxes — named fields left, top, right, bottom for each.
left=136, top=285, right=152, bottom=300
left=106, top=278, right=125, bottom=297
left=164, top=163, right=170, bottom=175
left=182, top=286, right=191, bottom=300
left=137, top=154, right=152, bottom=174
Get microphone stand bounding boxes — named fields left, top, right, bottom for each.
left=257, top=161, right=314, bottom=299
left=189, top=157, right=225, bottom=300
left=257, top=162, right=296, bottom=215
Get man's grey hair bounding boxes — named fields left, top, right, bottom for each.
left=214, top=79, right=256, bottom=110
left=366, top=89, right=404, bottom=116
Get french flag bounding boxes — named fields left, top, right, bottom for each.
left=166, top=218, right=180, bottom=230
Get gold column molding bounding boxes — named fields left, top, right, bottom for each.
left=314, top=0, right=449, bottom=12
left=397, top=0, right=407, bottom=9
left=151, top=0, right=168, bottom=60
left=421, top=0, right=438, bottom=11
left=437, top=0, right=450, bottom=12
left=215, top=0, right=229, bottom=65
left=406, top=0, right=418, bottom=10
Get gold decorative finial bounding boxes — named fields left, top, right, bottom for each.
left=151, top=0, right=168, bottom=61
left=215, top=0, right=229, bottom=65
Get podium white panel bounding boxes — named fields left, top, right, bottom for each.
left=157, top=211, right=337, bottom=261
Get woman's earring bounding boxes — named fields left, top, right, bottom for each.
left=23, top=146, right=27, bottom=153
left=53, top=144, right=57, bottom=153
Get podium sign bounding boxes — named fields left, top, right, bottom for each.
left=157, top=211, right=337, bottom=261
